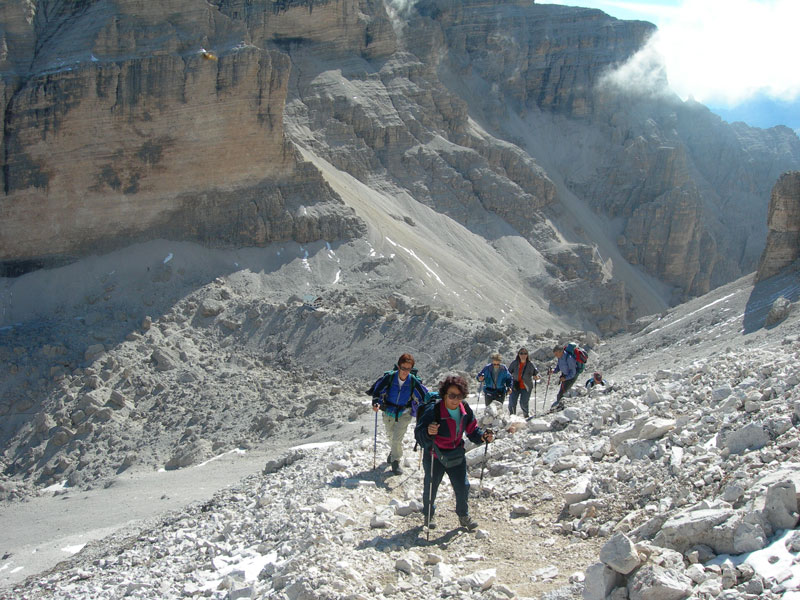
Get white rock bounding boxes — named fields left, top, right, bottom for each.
left=425, top=553, right=443, bottom=565
left=711, top=384, right=733, bottom=402
left=583, top=562, right=621, bottom=600
left=393, top=500, right=423, bottom=517
left=433, top=562, right=455, bottom=582
left=511, top=504, right=533, bottom=517
left=564, top=476, right=593, bottom=505
left=531, top=565, right=559, bottom=580
left=370, top=515, right=389, bottom=528
left=395, top=556, right=418, bottom=575
left=542, top=443, right=570, bottom=465
left=314, top=498, right=347, bottom=513
left=685, top=563, right=706, bottom=583
left=627, top=564, right=692, bottom=600
left=526, top=419, right=550, bottom=432
left=764, top=481, right=799, bottom=530
left=718, top=423, right=770, bottom=455
left=600, top=533, right=641, bottom=575
left=459, top=568, right=496, bottom=590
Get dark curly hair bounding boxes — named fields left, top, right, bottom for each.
left=438, top=374, right=468, bottom=399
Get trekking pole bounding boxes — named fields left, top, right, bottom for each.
left=426, top=449, right=434, bottom=542
left=533, top=379, right=538, bottom=417
left=544, top=368, right=552, bottom=411
left=479, top=430, right=493, bottom=490
left=373, top=409, right=378, bottom=470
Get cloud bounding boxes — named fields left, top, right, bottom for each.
left=599, top=31, right=672, bottom=99
left=600, top=0, right=800, bottom=107
left=386, top=0, right=419, bottom=18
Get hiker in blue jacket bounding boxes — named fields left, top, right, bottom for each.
left=369, top=353, right=428, bottom=475
left=550, top=345, right=577, bottom=412
left=476, top=353, right=512, bottom=407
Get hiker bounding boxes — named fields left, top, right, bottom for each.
left=476, top=352, right=512, bottom=407
left=585, top=371, right=607, bottom=389
left=415, top=374, right=494, bottom=531
left=507, top=347, right=540, bottom=418
left=550, top=345, right=577, bottom=411
left=368, top=353, right=428, bottom=475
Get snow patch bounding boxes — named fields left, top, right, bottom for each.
left=385, top=237, right=445, bottom=285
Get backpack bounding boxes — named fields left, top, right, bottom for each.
left=418, top=390, right=440, bottom=418
left=564, top=343, right=588, bottom=376
left=365, top=367, right=421, bottom=400
left=366, top=368, right=424, bottom=422
left=412, top=392, right=441, bottom=451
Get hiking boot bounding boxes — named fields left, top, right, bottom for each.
left=387, top=453, right=392, bottom=464
left=458, top=514, right=478, bottom=530
left=391, top=460, right=403, bottom=475
left=550, top=401, right=565, bottom=413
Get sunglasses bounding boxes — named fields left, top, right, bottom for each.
left=445, top=392, right=464, bottom=400
left=398, top=365, right=412, bottom=372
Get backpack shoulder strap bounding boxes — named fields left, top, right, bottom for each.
left=462, top=400, right=474, bottom=420
left=433, top=400, right=443, bottom=424
left=368, top=370, right=396, bottom=397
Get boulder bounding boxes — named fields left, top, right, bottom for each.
left=627, top=564, right=692, bottom=600
left=599, top=533, right=641, bottom=575
left=583, top=562, right=621, bottom=600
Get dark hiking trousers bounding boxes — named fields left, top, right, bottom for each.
left=422, top=451, right=470, bottom=519
left=483, top=389, right=506, bottom=406
left=556, top=376, right=577, bottom=402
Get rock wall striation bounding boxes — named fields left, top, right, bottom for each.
left=0, top=0, right=368, bottom=274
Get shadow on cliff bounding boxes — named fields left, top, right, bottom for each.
left=742, top=269, right=800, bottom=334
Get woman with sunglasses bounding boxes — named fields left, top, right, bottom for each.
left=414, top=375, right=494, bottom=531
left=507, top=347, right=540, bottom=418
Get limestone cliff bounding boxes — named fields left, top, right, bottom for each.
left=756, top=172, right=800, bottom=282
left=407, top=0, right=800, bottom=302
left=0, top=0, right=367, bottom=275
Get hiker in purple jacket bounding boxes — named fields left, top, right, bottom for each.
left=550, top=345, right=577, bottom=412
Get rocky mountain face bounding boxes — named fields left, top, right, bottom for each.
left=2, top=0, right=800, bottom=329
left=756, top=171, right=800, bottom=282
left=0, top=0, right=365, bottom=275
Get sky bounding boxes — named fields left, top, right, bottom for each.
left=545, top=0, right=800, bottom=132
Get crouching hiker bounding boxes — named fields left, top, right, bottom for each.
left=585, top=371, right=607, bottom=389
left=415, top=375, right=494, bottom=531
left=367, top=353, right=428, bottom=475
